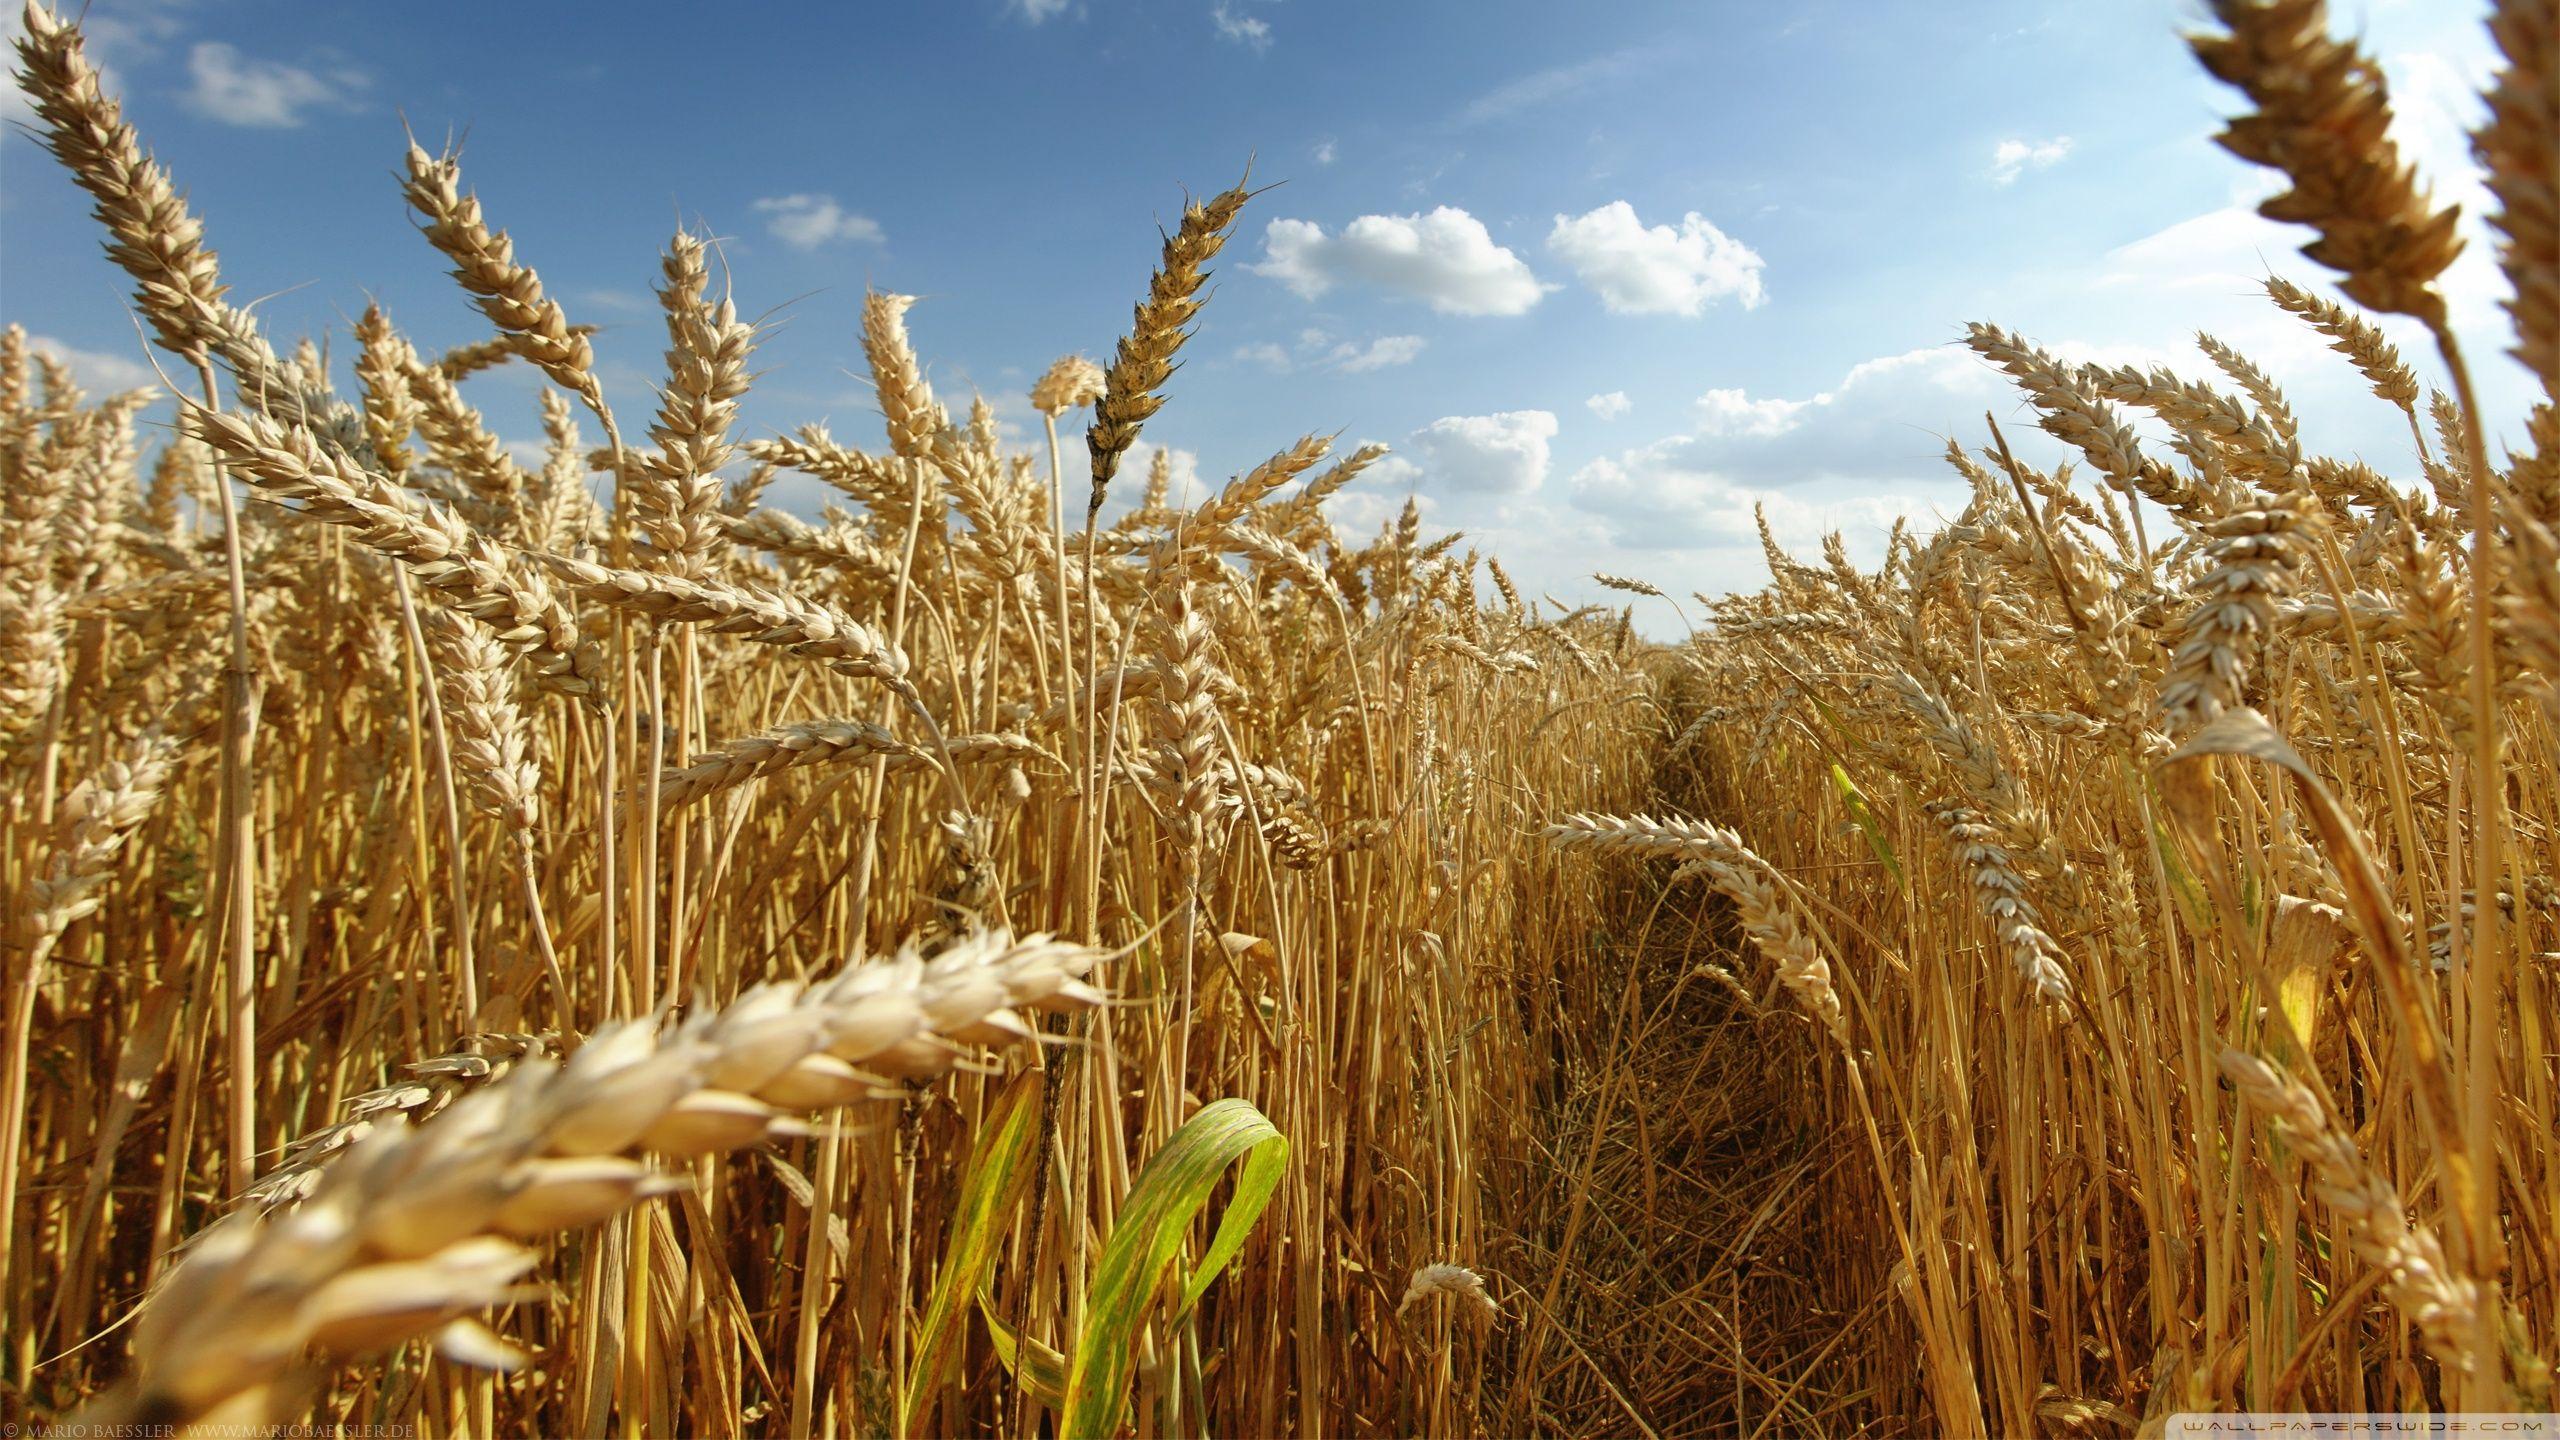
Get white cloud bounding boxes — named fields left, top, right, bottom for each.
left=1327, top=335, right=1426, bottom=372
left=1211, top=3, right=1271, bottom=50
left=753, top=194, right=886, bottom=250
left=1989, top=136, right=2073, bottom=185
left=6, top=0, right=183, bottom=124
left=28, top=334, right=160, bottom=395
left=183, top=42, right=363, bottom=128
left=0, top=10, right=27, bottom=125
left=1312, top=139, right=1337, bottom=167
left=1233, top=332, right=1422, bottom=373
left=503, top=436, right=552, bottom=472
left=1058, top=438, right=1203, bottom=516
left=1398, top=410, right=1558, bottom=496
left=1570, top=445, right=1935, bottom=559
left=1323, top=485, right=1432, bottom=540
left=1565, top=346, right=2029, bottom=559
left=1124, top=442, right=1205, bottom=506
left=1678, top=347, right=2013, bottom=484
left=1545, top=202, right=1767, bottom=316
left=1008, top=0, right=1072, bottom=20
left=1358, top=450, right=1422, bottom=490
left=1692, top=388, right=1810, bottom=437
left=1251, top=208, right=1548, bottom=316
left=2095, top=195, right=2281, bottom=292
left=1586, top=391, right=1632, bottom=421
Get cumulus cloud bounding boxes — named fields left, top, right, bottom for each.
left=1312, top=138, right=1337, bottom=167
left=0, top=11, right=26, bottom=125
left=5, top=2, right=190, bottom=122
left=753, top=194, right=886, bottom=250
left=1680, top=347, right=2014, bottom=484
left=28, top=334, right=159, bottom=395
left=1251, top=208, right=1548, bottom=316
left=1211, top=3, right=1271, bottom=50
left=1989, top=136, right=2073, bottom=185
left=1691, top=388, right=1811, bottom=437
left=579, top=288, right=658, bottom=315
left=183, top=42, right=363, bottom=127
left=1545, top=202, right=1766, bottom=316
left=1323, top=485, right=1431, bottom=539
left=1008, top=0, right=1071, bottom=20
left=1233, top=341, right=1294, bottom=371
left=1570, top=445, right=1935, bottom=558
left=1397, top=410, right=1559, bottom=496
left=1359, top=451, right=1423, bottom=491
left=1585, top=391, right=1632, bottom=421
left=1122, top=442, right=1205, bottom=506
left=1058, top=439, right=1203, bottom=516
left=2094, top=196, right=2283, bottom=293
left=1564, top=346, right=2033, bottom=559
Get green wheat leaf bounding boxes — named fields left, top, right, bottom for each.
left=1060, top=1097, right=1288, bottom=1440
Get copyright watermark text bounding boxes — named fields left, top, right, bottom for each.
left=2171, top=1417, right=2560, bottom=1438
left=7, top=1414, right=414, bottom=1424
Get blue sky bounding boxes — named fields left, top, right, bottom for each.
left=0, top=0, right=2530, bottom=622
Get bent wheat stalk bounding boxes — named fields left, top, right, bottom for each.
left=81, top=928, right=1110, bottom=1429
left=1543, top=811, right=1848, bottom=1046
left=655, top=723, right=1056, bottom=809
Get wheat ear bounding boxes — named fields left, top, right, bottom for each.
left=1543, top=812, right=1848, bottom=1046
left=2263, top=276, right=2423, bottom=412
left=2158, top=495, right=2311, bottom=735
left=11, top=4, right=234, bottom=367
left=1030, top=354, right=1106, bottom=417
left=401, top=142, right=603, bottom=411
left=2192, top=0, right=2463, bottom=327
left=2221, top=1050, right=2481, bottom=1373
left=183, top=406, right=606, bottom=699
left=656, top=723, right=1056, bottom=809
left=863, top=291, right=954, bottom=465
left=2477, top=0, right=2557, bottom=397
left=537, top=554, right=909, bottom=684
left=1086, top=177, right=1253, bottom=515
left=1, top=731, right=179, bottom=1299
left=82, top=928, right=1110, bottom=1429
left=631, top=229, right=751, bottom=575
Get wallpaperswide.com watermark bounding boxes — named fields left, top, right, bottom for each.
left=2170, top=1416, right=2559, bottom=1438
left=3, top=1414, right=419, bottom=1424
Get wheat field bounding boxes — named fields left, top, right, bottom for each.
left=1, top=0, right=2555, bottom=1434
